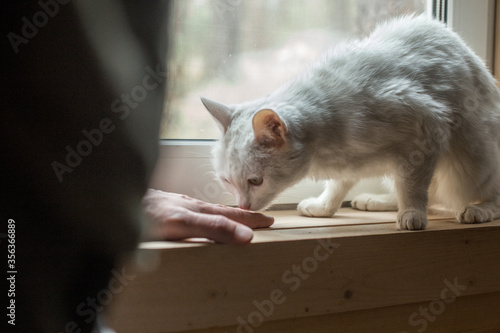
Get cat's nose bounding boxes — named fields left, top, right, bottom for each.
left=239, top=203, right=251, bottom=210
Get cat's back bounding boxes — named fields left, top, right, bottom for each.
left=369, top=15, right=450, bottom=48
left=325, top=15, right=468, bottom=78
left=304, top=14, right=498, bottom=110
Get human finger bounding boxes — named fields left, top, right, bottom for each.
left=197, top=203, right=274, bottom=229
left=156, top=210, right=255, bottom=244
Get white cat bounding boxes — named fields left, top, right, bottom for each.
left=201, top=15, right=500, bottom=230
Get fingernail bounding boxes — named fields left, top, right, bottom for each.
left=263, top=215, right=275, bottom=225
left=235, top=225, right=253, bottom=242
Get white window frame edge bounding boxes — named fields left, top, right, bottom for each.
left=447, top=0, right=495, bottom=70
left=150, top=0, right=495, bottom=207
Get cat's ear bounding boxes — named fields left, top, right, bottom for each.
left=252, top=109, right=287, bottom=148
left=201, top=97, right=233, bottom=132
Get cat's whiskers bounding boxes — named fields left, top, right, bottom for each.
left=185, top=150, right=212, bottom=158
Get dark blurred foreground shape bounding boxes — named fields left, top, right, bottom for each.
left=1, top=1, right=168, bottom=331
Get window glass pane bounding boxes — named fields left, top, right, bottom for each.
left=163, top=0, right=427, bottom=139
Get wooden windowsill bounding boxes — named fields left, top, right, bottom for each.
left=108, top=208, right=500, bottom=333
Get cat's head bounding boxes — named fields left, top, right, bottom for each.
left=201, top=97, right=310, bottom=211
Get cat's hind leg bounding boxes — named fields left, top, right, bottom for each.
left=298, top=179, right=356, bottom=217
left=457, top=169, right=500, bottom=223
left=352, top=193, right=398, bottom=211
left=458, top=201, right=500, bottom=223
left=458, top=170, right=500, bottom=223
left=435, top=137, right=500, bottom=224
left=351, top=177, right=398, bottom=211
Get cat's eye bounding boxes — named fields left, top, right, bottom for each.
left=248, top=176, right=263, bottom=186
left=222, top=177, right=230, bottom=184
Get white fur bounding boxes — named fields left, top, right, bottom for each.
left=202, top=15, right=500, bottom=230
left=351, top=192, right=398, bottom=211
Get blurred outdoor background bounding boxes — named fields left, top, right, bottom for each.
left=163, top=0, right=427, bottom=139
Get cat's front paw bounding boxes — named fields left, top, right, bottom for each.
left=351, top=193, right=398, bottom=211
left=397, top=209, right=428, bottom=230
left=298, top=197, right=337, bottom=217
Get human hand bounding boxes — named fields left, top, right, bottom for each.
left=142, top=189, right=274, bottom=244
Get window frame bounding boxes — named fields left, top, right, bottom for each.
left=151, top=0, right=496, bottom=207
